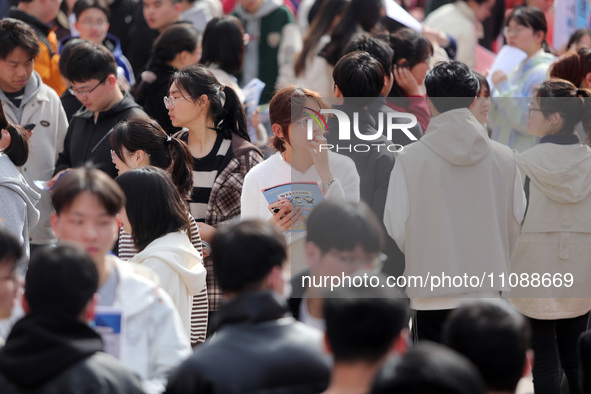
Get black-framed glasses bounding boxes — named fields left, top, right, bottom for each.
left=68, top=75, right=108, bottom=98
left=527, top=102, right=544, bottom=115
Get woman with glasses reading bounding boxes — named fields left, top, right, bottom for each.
left=508, top=79, right=591, bottom=394
left=489, top=6, right=556, bottom=152
left=165, top=64, right=262, bottom=326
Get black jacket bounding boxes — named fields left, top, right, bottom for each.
left=326, top=105, right=405, bottom=277
left=55, top=92, right=147, bottom=178
left=0, top=313, right=144, bottom=394
left=165, top=291, right=331, bottom=394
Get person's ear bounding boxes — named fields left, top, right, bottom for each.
left=106, top=74, right=118, bottom=89
left=583, top=72, right=591, bottom=89
left=534, top=30, right=544, bottom=44
left=265, top=265, right=284, bottom=293
left=323, top=333, right=333, bottom=355
left=397, top=59, right=409, bottom=67
left=21, top=293, right=29, bottom=314
left=74, top=20, right=80, bottom=32
left=333, top=84, right=343, bottom=98
left=523, top=349, right=534, bottom=378
left=391, top=328, right=410, bottom=355
left=468, top=96, right=477, bottom=109
left=271, top=123, right=285, bottom=139
left=174, top=1, right=182, bottom=13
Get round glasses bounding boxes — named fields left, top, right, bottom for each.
left=163, top=95, right=193, bottom=110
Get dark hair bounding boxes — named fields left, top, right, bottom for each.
left=51, top=165, right=125, bottom=216
left=200, top=16, right=245, bottom=75
left=333, top=51, right=385, bottom=106
left=307, top=200, right=383, bottom=254
left=567, top=28, right=591, bottom=51
left=66, top=42, right=118, bottom=83
left=372, top=343, right=485, bottom=394
left=321, top=0, right=385, bottom=66
left=110, top=117, right=194, bottom=199
left=0, top=18, right=40, bottom=60
left=324, top=289, right=409, bottom=363
left=73, top=0, right=110, bottom=20
left=506, top=6, right=552, bottom=54
left=344, top=35, right=394, bottom=78
left=295, top=0, right=348, bottom=76
left=425, top=60, right=479, bottom=113
left=211, top=219, right=286, bottom=292
left=0, top=227, right=22, bottom=268
left=145, top=23, right=200, bottom=73
left=387, top=28, right=433, bottom=98
left=579, top=330, right=591, bottom=394
left=26, top=243, right=99, bottom=317
left=269, top=86, right=329, bottom=153
left=0, top=102, right=29, bottom=166
left=443, top=300, right=530, bottom=392
left=170, top=65, right=250, bottom=141
left=534, top=79, right=591, bottom=143
left=549, top=47, right=591, bottom=88
left=58, top=38, right=86, bottom=78
left=474, top=72, right=490, bottom=97
left=116, top=167, right=189, bottom=251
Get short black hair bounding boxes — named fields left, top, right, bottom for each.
left=115, top=166, right=189, bottom=251
left=443, top=300, right=530, bottom=392
left=51, top=165, right=125, bottom=216
left=73, top=0, right=110, bottom=20
left=307, top=201, right=383, bottom=254
left=333, top=51, right=385, bottom=106
left=200, top=16, right=244, bottom=75
left=211, top=220, right=286, bottom=292
left=424, top=60, right=479, bottom=113
left=25, top=243, right=99, bottom=317
left=59, top=38, right=86, bottom=78
left=65, top=42, right=117, bottom=83
left=372, top=343, right=485, bottom=394
left=0, top=18, right=40, bottom=60
left=0, top=227, right=22, bottom=269
left=324, top=287, right=409, bottom=363
left=344, top=35, right=393, bottom=78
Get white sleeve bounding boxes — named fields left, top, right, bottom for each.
left=276, top=23, right=302, bottom=89
left=513, top=166, right=526, bottom=224
left=240, top=170, right=263, bottom=220
left=383, top=160, right=409, bottom=253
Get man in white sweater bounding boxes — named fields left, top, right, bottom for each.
left=384, top=60, right=526, bottom=343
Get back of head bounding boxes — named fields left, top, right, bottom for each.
left=372, top=342, right=485, bottom=394
left=344, top=35, right=393, bottom=78
left=59, top=38, right=86, bottom=79
left=211, top=219, right=286, bottom=293
left=324, top=287, right=409, bottom=364
left=115, top=166, right=189, bottom=251
left=333, top=51, right=385, bottom=106
left=149, top=23, right=200, bottom=72
left=25, top=243, right=98, bottom=317
left=579, top=330, right=591, bottom=394
left=0, top=103, right=29, bottom=166
left=0, top=18, right=40, bottom=61
left=425, top=60, right=479, bottom=113
left=549, top=48, right=591, bottom=88
left=65, top=41, right=117, bottom=83
left=443, top=300, right=530, bottom=392
left=0, top=227, right=22, bottom=268
left=306, top=200, right=383, bottom=254
left=51, top=165, right=125, bottom=216
left=200, top=16, right=244, bottom=75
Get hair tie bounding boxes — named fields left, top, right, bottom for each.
left=576, top=88, right=585, bottom=97
left=217, top=85, right=226, bottom=107
left=166, top=135, right=172, bottom=142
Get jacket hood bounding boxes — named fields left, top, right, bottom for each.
left=0, top=155, right=40, bottom=229
left=515, top=143, right=591, bottom=203
left=234, top=0, right=282, bottom=19
left=0, top=312, right=102, bottom=389
left=132, top=232, right=205, bottom=296
left=110, top=256, right=163, bottom=316
left=0, top=71, right=42, bottom=113
left=421, top=108, right=490, bottom=166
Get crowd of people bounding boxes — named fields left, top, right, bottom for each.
left=0, top=0, right=591, bottom=393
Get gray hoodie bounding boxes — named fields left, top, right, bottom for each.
left=0, top=154, right=40, bottom=263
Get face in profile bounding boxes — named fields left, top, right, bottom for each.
left=470, top=86, right=490, bottom=126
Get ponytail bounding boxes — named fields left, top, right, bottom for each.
left=168, top=137, right=194, bottom=200
left=216, top=85, right=250, bottom=141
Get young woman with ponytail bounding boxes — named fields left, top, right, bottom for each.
left=508, top=79, right=591, bottom=393
left=109, top=117, right=209, bottom=346
left=166, top=64, right=263, bottom=321
left=134, top=23, right=201, bottom=135
left=489, top=6, right=556, bottom=152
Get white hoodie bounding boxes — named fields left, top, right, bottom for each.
left=130, top=231, right=206, bottom=338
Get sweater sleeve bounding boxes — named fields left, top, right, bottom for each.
left=383, top=159, right=409, bottom=253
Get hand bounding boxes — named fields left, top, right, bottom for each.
left=249, top=109, right=262, bottom=130
left=46, top=169, right=68, bottom=190
left=0, top=129, right=10, bottom=150
left=394, top=66, right=421, bottom=96
left=491, top=70, right=507, bottom=86
left=309, top=134, right=333, bottom=184
left=422, top=25, right=449, bottom=47
left=269, top=204, right=303, bottom=232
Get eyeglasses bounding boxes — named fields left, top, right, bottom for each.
left=110, top=149, right=131, bottom=161
left=503, top=26, right=529, bottom=37
left=163, top=95, right=193, bottom=110
left=69, top=75, right=108, bottom=98
left=297, top=117, right=325, bottom=135
left=78, top=19, right=108, bottom=28
left=328, top=250, right=387, bottom=273
left=527, top=102, right=544, bottom=114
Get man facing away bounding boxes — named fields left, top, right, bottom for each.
left=50, top=166, right=191, bottom=394
left=165, top=219, right=330, bottom=394
left=0, top=243, right=145, bottom=393
left=383, top=60, right=526, bottom=343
